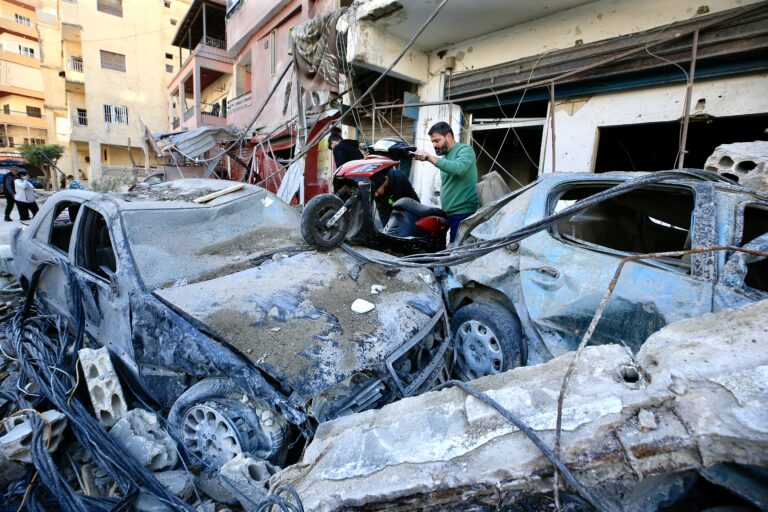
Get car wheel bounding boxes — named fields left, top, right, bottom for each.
left=450, top=302, right=524, bottom=381
left=300, top=194, right=349, bottom=250
left=167, top=378, right=288, bottom=469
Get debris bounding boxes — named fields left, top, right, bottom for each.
left=0, top=452, right=26, bottom=486
left=370, top=284, right=386, bottom=295
left=195, top=469, right=236, bottom=504
left=274, top=299, right=768, bottom=510
left=350, top=298, right=375, bottom=313
left=271, top=327, right=282, bottom=332
left=136, top=470, right=194, bottom=512
left=704, top=141, right=768, bottom=191
left=108, top=409, right=178, bottom=471
left=0, top=409, right=67, bottom=463
left=192, top=183, right=245, bottom=204
left=218, top=454, right=279, bottom=508
left=262, top=196, right=274, bottom=207
left=637, top=408, right=657, bottom=431
left=79, top=347, right=129, bottom=428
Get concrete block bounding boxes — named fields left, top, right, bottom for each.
left=79, top=347, right=128, bottom=428
left=135, top=470, right=193, bottom=512
left=0, top=410, right=67, bottom=463
left=108, top=409, right=178, bottom=471
left=704, top=141, right=768, bottom=192
left=195, top=469, right=236, bottom=505
left=218, top=454, right=278, bottom=509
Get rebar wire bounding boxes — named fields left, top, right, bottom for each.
left=434, top=380, right=617, bottom=512
left=551, top=245, right=768, bottom=495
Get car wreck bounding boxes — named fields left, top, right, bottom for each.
left=3, top=179, right=451, bottom=469
left=444, top=171, right=768, bottom=379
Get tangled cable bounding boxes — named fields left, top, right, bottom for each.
left=341, top=170, right=736, bottom=268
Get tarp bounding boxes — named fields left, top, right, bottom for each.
left=292, top=9, right=345, bottom=93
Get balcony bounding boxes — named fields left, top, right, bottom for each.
left=0, top=16, right=38, bottom=40
left=0, top=110, right=47, bottom=130
left=66, top=57, right=85, bottom=85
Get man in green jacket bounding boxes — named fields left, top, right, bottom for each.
left=413, top=122, right=479, bottom=242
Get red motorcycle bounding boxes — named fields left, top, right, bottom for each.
left=301, top=139, right=449, bottom=255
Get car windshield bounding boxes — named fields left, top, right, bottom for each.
left=122, top=190, right=302, bottom=290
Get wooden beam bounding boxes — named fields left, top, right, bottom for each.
left=193, top=183, right=244, bottom=203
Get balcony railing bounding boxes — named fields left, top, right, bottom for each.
left=204, top=36, right=226, bottom=50
left=0, top=43, right=39, bottom=60
left=181, top=38, right=233, bottom=68
left=68, top=58, right=84, bottom=73
left=228, top=92, right=251, bottom=114
left=0, top=109, right=46, bottom=120
left=201, top=101, right=226, bottom=118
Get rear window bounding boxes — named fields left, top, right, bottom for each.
left=741, top=205, right=768, bottom=292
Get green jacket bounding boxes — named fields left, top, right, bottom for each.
left=435, top=142, right=480, bottom=215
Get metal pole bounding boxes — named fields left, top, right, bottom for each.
left=549, top=82, right=556, bottom=173
left=202, top=3, right=207, bottom=45
left=678, top=29, right=699, bottom=169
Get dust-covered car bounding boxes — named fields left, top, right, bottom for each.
left=444, top=171, right=768, bottom=380
left=3, top=180, right=450, bottom=468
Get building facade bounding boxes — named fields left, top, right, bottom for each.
left=0, top=0, right=46, bottom=153
left=36, top=0, right=190, bottom=183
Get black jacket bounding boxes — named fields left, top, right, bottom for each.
left=3, top=173, right=16, bottom=196
left=374, top=169, right=420, bottom=225
left=332, top=139, right=364, bottom=168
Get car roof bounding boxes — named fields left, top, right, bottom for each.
left=536, top=170, right=768, bottom=201
left=60, top=179, right=266, bottom=211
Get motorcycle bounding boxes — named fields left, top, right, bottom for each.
left=301, top=138, right=449, bottom=255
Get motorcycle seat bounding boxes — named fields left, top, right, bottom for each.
left=391, top=198, right=445, bottom=217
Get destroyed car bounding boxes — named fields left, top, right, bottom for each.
left=4, top=179, right=451, bottom=468
left=445, top=171, right=768, bottom=379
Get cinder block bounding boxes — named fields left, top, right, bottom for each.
left=79, top=347, right=128, bottom=428
left=218, top=454, right=279, bottom=508
left=0, top=409, right=67, bottom=463
left=108, top=409, right=178, bottom=471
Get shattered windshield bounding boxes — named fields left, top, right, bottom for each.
left=122, top=190, right=302, bottom=290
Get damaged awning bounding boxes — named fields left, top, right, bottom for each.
left=147, top=126, right=240, bottom=160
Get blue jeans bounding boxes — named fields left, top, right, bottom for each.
left=448, top=213, right=472, bottom=242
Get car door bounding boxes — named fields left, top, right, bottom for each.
left=16, top=199, right=83, bottom=319
left=71, top=203, right=137, bottom=375
left=518, top=179, right=715, bottom=354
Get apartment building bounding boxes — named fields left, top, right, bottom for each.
left=0, top=0, right=46, bottom=152
left=36, top=0, right=190, bottom=182
left=345, top=0, right=768, bottom=202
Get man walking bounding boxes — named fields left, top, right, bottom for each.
left=413, top=122, right=479, bottom=242
left=3, top=166, right=20, bottom=222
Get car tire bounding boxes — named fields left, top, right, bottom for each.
left=167, top=378, right=288, bottom=469
left=300, top=194, right=349, bottom=250
left=450, top=302, right=524, bottom=381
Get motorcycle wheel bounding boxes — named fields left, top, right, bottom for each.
left=301, top=193, right=350, bottom=250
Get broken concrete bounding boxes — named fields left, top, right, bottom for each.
left=0, top=409, right=67, bottom=463
left=108, top=409, right=178, bottom=471
left=274, top=299, right=768, bottom=511
left=219, top=453, right=279, bottom=508
left=79, top=347, right=128, bottom=428
left=135, top=470, right=194, bottom=512
left=704, top=141, right=768, bottom=191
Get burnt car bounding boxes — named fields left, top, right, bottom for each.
left=444, top=171, right=768, bottom=380
left=4, top=180, right=450, bottom=468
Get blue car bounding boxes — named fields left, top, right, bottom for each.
left=444, top=171, right=768, bottom=381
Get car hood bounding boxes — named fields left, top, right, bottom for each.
left=154, top=249, right=443, bottom=399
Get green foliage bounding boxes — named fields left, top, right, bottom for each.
left=17, top=143, right=65, bottom=170
left=89, top=174, right=137, bottom=193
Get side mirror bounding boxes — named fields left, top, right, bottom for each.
left=101, top=266, right=119, bottom=295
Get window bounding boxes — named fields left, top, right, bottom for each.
left=49, top=201, right=82, bottom=254
left=2, top=105, right=9, bottom=115
left=164, top=0, right=171, bottom=7
left=103, top=104, right=128, bottom=124
left=165, top=53, right=173, bottom=60
left=97, top=0, right=123, bottom=17
left=7, top=137, right=13, bottom=147
left=170, top=19, right=177, bottom=26
left=740, top=205, right=768, bottom=292
left=24, top=138, right=45, bottom=145
left=269, top=29, right=276, bottom=75
left=26, top=106, right=42, bottom=118
left=552, top=184, right=695, bottom=269
left=18, top=45, right=35, bottom=58
left=165, top=64, right=173, bottom=73
left=76, top=208, right=117, bottom=279
left=14, top=14, right=31, bottom=27
left=75, top=108, right=88, bottom=126
left=100, top=50, right=126, bottom=72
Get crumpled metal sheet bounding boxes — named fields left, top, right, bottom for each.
left=152, top=126, right=239, bottom=160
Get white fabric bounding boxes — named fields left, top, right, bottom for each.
left=14, top=179, right=35, bottom=203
